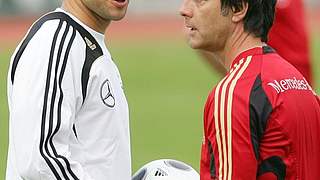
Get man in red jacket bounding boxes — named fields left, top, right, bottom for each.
left=180, top=0, right=320, bottom=179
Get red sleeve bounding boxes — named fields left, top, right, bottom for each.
left=200, top=90, right=216, bottom=180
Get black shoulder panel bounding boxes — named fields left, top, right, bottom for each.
left=10, top=11, right=103, bottom=102
left=249, top=74, right=273, bottom=160
left=81, top=41, right=103, bottom=103
left=262, top=45, right=276, bottom=54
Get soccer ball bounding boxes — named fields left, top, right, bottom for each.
left=132, top=159, right=200, bottom=180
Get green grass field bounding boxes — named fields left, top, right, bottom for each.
left=0, top=36, right=319, bottom=179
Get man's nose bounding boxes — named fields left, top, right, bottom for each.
left=179, top=0, right=193, bottom=18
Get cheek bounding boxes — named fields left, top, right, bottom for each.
left=197, top=10, right=216, bottom=35
left=198, top=18, right=216, bottom=40
left=89, top=0, right=103, bottom=9
left=85, top=0, right=106, bottom=15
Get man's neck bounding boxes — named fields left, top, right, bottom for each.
left=216, top=24, right=263, bottom=70
left=62, top=0, right=110, bottom=34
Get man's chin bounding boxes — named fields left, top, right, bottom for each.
left=104, top=10, right=127, bottom=21
left=101, top=14, right=126, bottom=21
left=111, top=15, right=126, bottom=21
left=188, top=41, right=204, bottom=50
left=96, top=11, right=127, bottom=23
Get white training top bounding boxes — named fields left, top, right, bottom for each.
left=6, top=8, right=131, bottom=180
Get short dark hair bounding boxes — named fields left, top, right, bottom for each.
left=221, top=0, right=277, bottom=42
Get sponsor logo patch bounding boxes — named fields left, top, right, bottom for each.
left=100, top=79, right=115, bottom=108
left=267, top=77, right=314, bottom=94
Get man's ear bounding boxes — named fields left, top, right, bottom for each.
left=231, top=2, right=248, bottom=23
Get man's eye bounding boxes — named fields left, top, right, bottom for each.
left=194, top=0, right=207, bottom=5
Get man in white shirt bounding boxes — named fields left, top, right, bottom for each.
left=6, top=0, right=131, bottom=179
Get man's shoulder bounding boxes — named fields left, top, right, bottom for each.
left=27, top=11, right=103, bottom=53
left=18, top=12, right=77, bottom=46
left=31, top=11, right=97, bottom=42
left=258, top=52, right=316, bottom=105
left=260, top=52, right=305, bottom=83
left=257, top=48, right=302, bottom=80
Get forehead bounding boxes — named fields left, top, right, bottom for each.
left=190, top=0, right=222, bottom=7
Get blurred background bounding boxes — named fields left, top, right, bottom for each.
left=0, top=0, right=319, bottom=179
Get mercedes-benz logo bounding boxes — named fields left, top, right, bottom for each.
left=100, top=79, right=115, bottom=108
